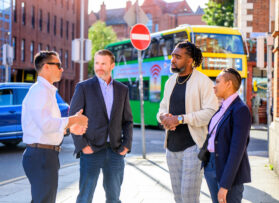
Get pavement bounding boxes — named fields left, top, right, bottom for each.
left=0, top=126, right=279, bottom=203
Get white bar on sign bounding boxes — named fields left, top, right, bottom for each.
left=131, top=33, right=150, bottom=40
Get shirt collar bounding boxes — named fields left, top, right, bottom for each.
left=221, top=92, right=238, bottom=109
left=97, top=76, right=113, bottom=87
left=37, top=76, right=57, bottom=94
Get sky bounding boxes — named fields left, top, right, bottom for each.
left=88, top=0, right=209, bottom=14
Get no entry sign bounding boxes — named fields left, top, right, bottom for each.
left=130, top=24, right=151, bottom=50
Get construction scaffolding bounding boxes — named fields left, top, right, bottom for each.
left=0, top=0, right=12, bottom=82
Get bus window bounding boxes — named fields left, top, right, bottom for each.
left=163, top=35, right=174, bottom=55
left=121, top=80, right=149, bottom=101
left=174, top=31, right=187, bottom=46
left=195, top=33, right=245, bottom=54
left=145, top=38, right=159, bottom=58
left=123, top=43, right=133, bottom=61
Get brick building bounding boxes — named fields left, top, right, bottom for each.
left=11, top=0, right=89, bottom=103
left=270, top=0, right=279, bottom=176
left=236, top=0, right=279, bottom=175
left=88, top=0, right=206, bottom=40
left=235, top=0, right=276, bottom=123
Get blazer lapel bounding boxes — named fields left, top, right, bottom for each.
left=208, top=105, right=222, bottom=131
left=215, top=96, right=241, bottom=137
left=110, top=80, right=119, bottom=119
left=92, top=76, right=109, bottom=120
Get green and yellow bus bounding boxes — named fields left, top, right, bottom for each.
left=106, top=25, right=248, bottom=126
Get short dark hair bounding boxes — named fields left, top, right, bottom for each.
left=95, top=49, right=115, bottom=64
left=34, top=51, right=59, bottom=72
left=222, top=68, right=242, bottom=91
left=175, top=41, right=203, bottom=67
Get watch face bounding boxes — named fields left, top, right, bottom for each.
left=178, top=116, right=182, bottom=121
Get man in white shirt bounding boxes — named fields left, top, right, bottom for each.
left=22, top=51, right=88, bottom=203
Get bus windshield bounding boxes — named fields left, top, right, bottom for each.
left=195, top=33, right=245, bottom=55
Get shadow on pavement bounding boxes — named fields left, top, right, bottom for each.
left=244, top=185, right=279, bottom=203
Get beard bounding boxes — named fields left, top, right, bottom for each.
left=170, top=64, right=186, bottom=73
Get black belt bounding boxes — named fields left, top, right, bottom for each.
left=27, top=143, right=61, bottom=152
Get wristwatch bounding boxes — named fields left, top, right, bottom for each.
left=177, top=115, right=183, bottom=124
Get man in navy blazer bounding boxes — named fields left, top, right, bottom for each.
left=69, top=49, right=133, bottom=203
left=203, top=68, right=251, bottom=203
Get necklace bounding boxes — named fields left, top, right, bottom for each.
left=176, top=72, right=192, bottom=85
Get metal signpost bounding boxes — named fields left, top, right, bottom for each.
left=130, top=24, right=151, bottom=159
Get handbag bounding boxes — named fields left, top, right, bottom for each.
left=198, top=113, right=225, bottom=162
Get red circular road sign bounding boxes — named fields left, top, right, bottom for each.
left=130, top=24, right=151, bottom=50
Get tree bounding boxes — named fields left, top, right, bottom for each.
left=88, top=21, right=117, bottom=76
left=202, top=0, right=234, bottom=27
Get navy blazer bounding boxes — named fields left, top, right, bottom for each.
left=207, top=96, right=251, bottom=189
left=69, top=76, right=133, bottom=155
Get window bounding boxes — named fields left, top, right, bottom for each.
left=21, top=39, right=25, bottom=61
left=54, top=16, right=57, bottom=35
left=38, top=43, right=42, bottom=52
left=66, top=21, right=69, bottom=40
left=46, top=45, right=50, bottom=50
left=47, top=13, right=50, bottom=33
left=13, top=88, right=29, bottom=105
left=65, top=51, right=68, bottom=68
left=53, top=47, right=56, bottom=51
left=146, top=13, right=152, bottom=32
left=72, top=0, right=75, bottom=12
left=59, top=49, right=63, bottom=63
left=195, top=33, right=245, bottom=54
left=61, top=0, right=63, bottom=7
left=155, top=24, right=159, bottom=32
left=21, top=2, right=25, bottom=25
left=122, top=81, right=149, bottom=101
left=173, top=32, right=187, bottom=46
left=0, top=89, right=13, bottom=106
left=72, top=23, right=74, bottom=39
left=30, top=41, right=34, bottom=63
left=60, top=18, right=63, bottom=37
left=13, top=0, right=17, bottom=22
left=12, top=37, right=16, bottom=61
left=31, top=6, right=35, bottom=28
left=144, top=38, right=159, bottom=58
left=39, top=9, right=43, bottom=31
left=66, top=0, right=69, bottom=9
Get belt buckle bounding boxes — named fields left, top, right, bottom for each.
left=56, top=146, right=61, bottom=152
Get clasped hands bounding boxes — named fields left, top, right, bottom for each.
left=160, top=113, right=179, bottom=131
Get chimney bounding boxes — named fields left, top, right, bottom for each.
left=126, top=0, right=132, bottom=12
left=100, top=2, right=106, bottom=21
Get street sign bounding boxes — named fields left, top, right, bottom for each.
left=124, top=3, right=149, bottom=27
left=130, top=24, right=151, bottom=50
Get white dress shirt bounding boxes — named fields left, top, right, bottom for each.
left=22, top=76, right=69, bottom=145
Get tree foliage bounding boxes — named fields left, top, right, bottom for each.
left=202, top=0, right=234, bottom=27
left=88, top=21, right=117, bottom=76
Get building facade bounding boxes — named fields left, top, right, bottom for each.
left=88, top=0, right=206, bottom=40
left=11, top=0, right=88, bottom=103
left=236, top=0, right=279, bottom=176
left=235, top=0, right=276, bottom=124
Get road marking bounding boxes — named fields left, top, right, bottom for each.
left=0, top=162, right=79, bottom=186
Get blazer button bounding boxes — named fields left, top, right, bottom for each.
left=215, top=141, right=218, bottom=144
left=215, top=153, right=219, bottom=157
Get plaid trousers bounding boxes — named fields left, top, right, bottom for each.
left=166, top=145, right=202, bottom=203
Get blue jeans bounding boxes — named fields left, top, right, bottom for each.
left=204, top=153, right=244, bottom=203
left=76, top=147, right=125, bottom=203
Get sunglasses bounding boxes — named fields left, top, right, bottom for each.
left=46, top=62, right=62, bottom=69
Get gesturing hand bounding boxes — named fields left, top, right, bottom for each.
left=70, top=124, right=87, bottom=135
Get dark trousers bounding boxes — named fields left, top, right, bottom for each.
left=76, top=147, right=125, bottom=203
left=204, top=153, right=244, bottom=203
left=22, top=147, right=60, bottom=203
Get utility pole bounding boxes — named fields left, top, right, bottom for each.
left=136, top=0, right=146, bottom=159
left=79, top=0, right=84, bottom=82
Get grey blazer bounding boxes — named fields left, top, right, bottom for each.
left=69, top=76, right=133, bottom=155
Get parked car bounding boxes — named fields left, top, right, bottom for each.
left=0, top=82, right=69, bottom=146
